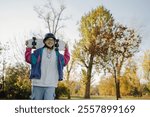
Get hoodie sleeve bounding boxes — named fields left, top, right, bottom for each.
left=25, top=48, right=32, bottom=64
left=64, top=48, right=70, bottom=65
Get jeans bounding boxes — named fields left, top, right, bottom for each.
left=31, top=86, right=55, bottom=100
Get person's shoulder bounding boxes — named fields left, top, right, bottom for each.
left=33, top=47, right=44, bottom=54
left=36, top=47, right=44, bottom=51
left=55, top=50, right=63, bottom=56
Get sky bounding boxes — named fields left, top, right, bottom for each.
left=0, top=0, right=149, bottom=51
left=0, top=0, right=150, bottom=84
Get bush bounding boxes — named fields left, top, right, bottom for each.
left=141, top=84, right=150, bottom=96
left=130, top=87, right=142, bottom=97
left=0, top=90, right=6, bottom=99
left=3, top=64, right=31, bottom=99
left=55, top=82, right=69, bottom=99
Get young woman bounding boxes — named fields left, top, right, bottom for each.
left=25, top=33, right=70, bottom=100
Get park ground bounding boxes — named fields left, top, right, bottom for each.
left=59, top=95, right=150, bottom=100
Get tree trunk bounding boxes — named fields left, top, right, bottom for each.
left=118, top=79, right=121, bottom=98
left=117, top=58, right=124, bottom=99
left=84, top=55, right=94, bottom=99
left=114, top=68, right=119, bottom=100
left=84, top=74, right=91, bottom=99
left=67, top=89, right=71, bottom=99
left=114, top=77, right=119, bottom=100
left=66, top=73, right=71, bottom=99
left=117, top=67, right=121, bottom=99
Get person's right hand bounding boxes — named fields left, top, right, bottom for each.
left=25, top=41, right=28, bottom=46
left=65, top=43, right=69, bottom=49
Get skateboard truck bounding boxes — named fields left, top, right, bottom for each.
left=26, top=37, right=65, bottom=50
left=32, top=37, right=37, bottom=49
left=55, top=39, right=59, bottom=47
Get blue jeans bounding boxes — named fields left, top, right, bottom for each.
left=31, top=86, right=56, bottom=100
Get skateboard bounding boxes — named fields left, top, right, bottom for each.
left=26, top=37, right=66, bottom=51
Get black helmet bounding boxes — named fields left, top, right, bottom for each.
left=43, top=33, right=56, bottom=42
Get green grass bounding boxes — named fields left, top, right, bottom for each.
left=59, top=95, right=150, bottom=100
left=120, top=95, right=150, bottom=100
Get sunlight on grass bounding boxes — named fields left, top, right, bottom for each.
left=59, top=95, right=150, bottom=100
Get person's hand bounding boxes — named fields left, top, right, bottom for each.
left=25, top=41, right=28, bottom=46
left=65, top=43, right=69, bottom=49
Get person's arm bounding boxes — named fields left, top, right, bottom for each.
left=25, top=48, right=32, bottom=64
left=25, top=41, right=32, bottom=64
left=64, top=43, right=70, bottom=65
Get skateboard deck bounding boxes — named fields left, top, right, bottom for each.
left=26, top=37, right=66, bottom=51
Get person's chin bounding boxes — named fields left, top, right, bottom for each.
left=48, top=45, right=52, bottom=48
left=46, top=45, right=54, bottom=49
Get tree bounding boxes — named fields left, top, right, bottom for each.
left=0, top=43, right=9, bottom=96
left=96, top=22, right=141, bottom=99
left=64, top=58, right=75, bottom=99
left=120, top=59, right=141, bottom=96
left=80, top=69, right=87, bottom=96
left=142, top=50, right=150, bottom=95
left=98, top=59, right=141, bottom=97
left=99, top=77, right=115, bottom=96
left=73, top=5, right=141, bottom=99
left=142, top=50, right=150, bottom=81
left=4, top=63, right=31, bottom=99
left=0, top=43, right=3, bottom=96
left=34, top=0, right=68, bottom=36
left=90, top=85, right=99, bottom=96
left=72, top=6, right=114, bottom=99
left=141, top=83, right=150, bottom=96
left=66, top=80, right=81, bottom=96
left=0, top=42, right=2, bottom=54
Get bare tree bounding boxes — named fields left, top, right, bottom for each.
left=7, top=0, right=68, bottom=65
left=9, top=36, right=27, bottom=64
left=0, top=43, right=10, bottom=92
left=34, top=0, right=68, bottom=35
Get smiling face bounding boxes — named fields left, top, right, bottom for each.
left=44, top=38, right=55, bottom=48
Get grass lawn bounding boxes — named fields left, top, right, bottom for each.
left=59, top=95, right=150, bottom=100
